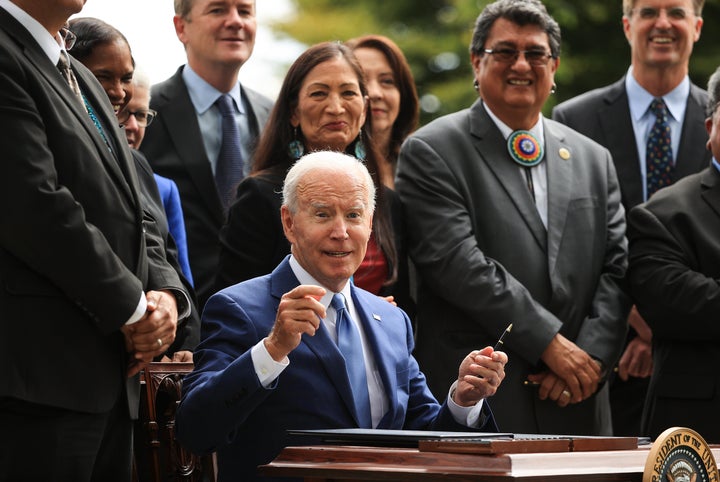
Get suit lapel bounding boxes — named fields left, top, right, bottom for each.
left=270, top=259, right=360, bottom=425
left=597, top=79, right=644, bottom=207
left=72, top=60, right=138, bottom=207
left=544, top=121, right=573, bottom=275
left=350, top=286, right=396, bottom=424
left=676, top=85, right=713, bottom=179
left=160, top=70, right=224, bottom=225
left=471, top=102, right=547, bottom=251
left=701, top=167, right=720, bottom=219
left=4, top=12, right=137, bottom=207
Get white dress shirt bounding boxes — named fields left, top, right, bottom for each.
left=251, top=255, right=485, bottom=427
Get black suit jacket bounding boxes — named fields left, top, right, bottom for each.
left=132, top=150, right=200, bottom=354
left=0, top=10, right=183, bottom=417
left=552, top=76, right=710, bottom=210
left=141, top=67, right=273, bottom=308
left=627, top=166, right=720, bottom=442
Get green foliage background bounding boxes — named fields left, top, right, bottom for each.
left=271, top=0, right=720, bottom=125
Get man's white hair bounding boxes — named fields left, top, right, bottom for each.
left=132, top=67, right=151, bottom=92
left=282, top=151, right=376, bottom=214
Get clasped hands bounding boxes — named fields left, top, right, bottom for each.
left=526, top=334, right=602, bottom=408
left=121, top=289, right=178, bottom=377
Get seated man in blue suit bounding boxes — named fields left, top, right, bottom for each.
left=176, top=151, right=508, bottom=481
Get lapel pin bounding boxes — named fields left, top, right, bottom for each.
left=372, top=314, right=382, bottom=321
left=559, top=147, right=570, bottom=160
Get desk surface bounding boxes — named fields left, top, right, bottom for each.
left=261, top=445, right=720, bottom=481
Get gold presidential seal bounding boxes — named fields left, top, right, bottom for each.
left=644, top=427, right=719, bottom=482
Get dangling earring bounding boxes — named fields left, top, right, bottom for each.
left=354, top=130, right=366, bottom=160
left=287, top=127, right=305, bottom=160
left=551, top=82, right=557, bottom=94
left=473, top=79, right=479, bottom=92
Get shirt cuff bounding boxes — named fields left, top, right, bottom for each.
left=166, top=287, right=192, bottom=320
left=447, top=380, right=485, bottom=427
left=125, top=291, right=147, bottom=325
left=251, top=339, right=289, bottom=388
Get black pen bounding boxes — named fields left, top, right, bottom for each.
left=493, top=323, right=513, bottom=351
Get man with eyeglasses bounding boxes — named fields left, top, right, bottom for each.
left=552, top=0, right=708, bottom=437
left=397, top=0, right=630, bottom=436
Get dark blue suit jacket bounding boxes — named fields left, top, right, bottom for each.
left=176, top=257, right=496, bottom=481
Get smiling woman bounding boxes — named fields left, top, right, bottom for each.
left=69, top=17, right=134, bottom=114
left=73, top=0, right=300, bottom=99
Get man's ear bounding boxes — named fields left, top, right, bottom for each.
left=281, top=205, right=296, bottom=245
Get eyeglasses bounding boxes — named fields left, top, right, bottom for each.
left=60, top=26, right=76, bottom=50
left=631, top=7, right=692, bottom=20
left=482, top=48, right=554, bottom=66
left=117, top=108, right=157, bottom=128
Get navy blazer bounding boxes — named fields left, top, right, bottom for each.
left=176, top=257, right=496, bottom=481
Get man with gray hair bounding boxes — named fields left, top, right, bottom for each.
left=627, top=65, right=720, bottom=442
left=176, top=151, right=507, bottom=481
left=553, top=0, right=709, bottom=436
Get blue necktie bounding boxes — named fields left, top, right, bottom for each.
left=331, top=293, right=372, bottom=428
left=646, top=98, right=674, bottom=198
left=214, top=94, right=244, bottom=214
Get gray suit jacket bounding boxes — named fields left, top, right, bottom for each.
left=141, top=67, right=273, bottom=307
left=396, top=99, right=630, bottom=435
left=552, top=76, right=710, bottom=210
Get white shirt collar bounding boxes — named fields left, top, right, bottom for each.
left=181, top=63, right=245, bottom=115
left=482, top=102, right=545, bottom=142
left=625, top=65, right=690, bottom=123
left=288, top=255, right=353, bottom=313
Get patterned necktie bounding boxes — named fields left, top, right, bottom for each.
left=57, top=52, right=111, bottom=152
left=214, top=94, right=244, bottom=214
left=57, top=51, right=83, bottom=104
left=646, top=98, right=674, bottom=198
left=331, top=293, right=372, bottom=428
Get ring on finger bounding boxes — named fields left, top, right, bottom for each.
left=561, top=390, right=571, bottom=399
left=157, top=338, right=163, bottom=348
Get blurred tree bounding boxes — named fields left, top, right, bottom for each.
left=273, top=0, right=720, bottom=125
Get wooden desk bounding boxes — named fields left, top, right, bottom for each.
left=260, top=445, right=720, bottom=481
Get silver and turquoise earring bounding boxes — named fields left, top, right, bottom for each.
left=288, top=127, right=305, bottom=159
left=354, top=130, right=366, bottom=160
